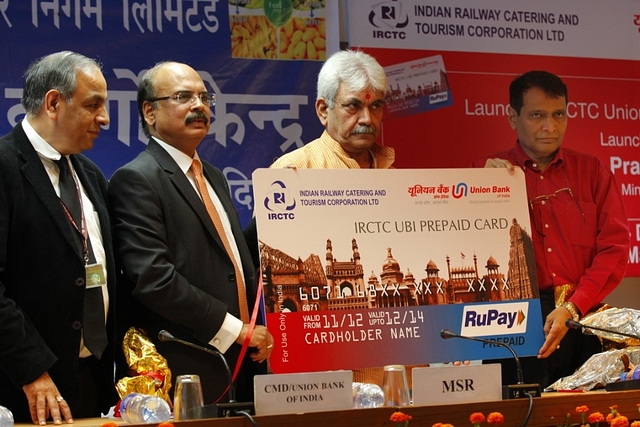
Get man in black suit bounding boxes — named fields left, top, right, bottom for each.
left=109, top=61, right=273, bottom=404
left=0, top=51, right=117, bottom=424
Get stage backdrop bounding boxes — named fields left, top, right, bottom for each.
left=348, top=0, right=640, bottom=276
left=0, top=0, right=339, bottom=227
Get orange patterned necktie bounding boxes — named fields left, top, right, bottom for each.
left=190, top=159, right=250, bottom=323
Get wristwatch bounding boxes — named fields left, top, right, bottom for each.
left=561, top=302, right=580, bottom=321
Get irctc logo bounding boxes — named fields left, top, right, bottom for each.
left=368, top=0, right=409, bottom=29
left=263, top=180, right=296, bottom=220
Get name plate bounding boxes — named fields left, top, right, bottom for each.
left=412, top=364, right=502, bottom=406
left=254, top=371, right=353, bottom=416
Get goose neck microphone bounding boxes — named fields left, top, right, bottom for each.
left=440, top=328, right=541, bottom=399
left=158, top=329, right=236, bottom=403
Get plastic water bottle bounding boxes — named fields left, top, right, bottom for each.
left=120, top=393, right=171, bottom=423
left=0, top=405, right=14, bottom=427
left=352, top=382, right=385, bottom=408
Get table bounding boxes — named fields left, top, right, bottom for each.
left=16, top=389, right=640, bottom=427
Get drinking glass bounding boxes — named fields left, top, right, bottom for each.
left=173, top=374, right=204, bottom=420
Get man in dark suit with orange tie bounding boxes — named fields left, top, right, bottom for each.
left=109, top=61, right=273, bottom=404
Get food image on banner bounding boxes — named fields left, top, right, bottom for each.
left=253, top=168, right=545, bottom=374
left=229, top=0, right=327, bottom=60
left=384, top=55, right=454, bottom=121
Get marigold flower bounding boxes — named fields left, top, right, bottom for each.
left=487, top=412, right=505, bottom=425
left=432, top=424, right=443, bottom=427
left=470, top=412, right=486, bottom=425
left=157, top=423, right=175, bottom=427
left=442, top=424, right=455, bottom=427
left=589, top=412, right=605, bottom=424
left=611, top=415, right=629, bottom=427
left=390, top=411, right=412, bottom=423
left=101, top=423, right=118, bottom=427
left=576, top=406, right=590, bottom=414
left=630, top=421, right=640, bottom=427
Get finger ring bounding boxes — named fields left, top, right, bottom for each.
left=56, top=396, right=64, bottom=403
left=266, top=344, right=273, bottom=349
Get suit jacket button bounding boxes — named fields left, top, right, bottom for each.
left=72, top=321, right=82, bottom=330
left=228, top=273, right=235, bottom=282
left=75, top=277, right=85, bottom=287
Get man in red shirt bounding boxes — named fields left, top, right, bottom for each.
left=473, top=70, right=629, bottom=388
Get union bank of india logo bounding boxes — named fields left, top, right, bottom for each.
left=263, top=180, right=296, bottom=220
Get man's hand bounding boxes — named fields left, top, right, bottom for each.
left=538, top=307, right=572, bottom=359
left=22, top=372, right=73, bottom=425
left=236, top=324, right=274, bottom=363
left=483, top=158, right=516, bottom=174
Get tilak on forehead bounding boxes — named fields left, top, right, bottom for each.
left=365, top=92, right=371, bottom=99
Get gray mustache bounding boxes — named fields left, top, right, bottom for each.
left=351, top=125, right=376, bottom=135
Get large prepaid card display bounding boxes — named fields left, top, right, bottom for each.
left=253, top=168, right=545, bottom=374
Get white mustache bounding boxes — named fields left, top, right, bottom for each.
left=351, top=126, right=376, bottom=135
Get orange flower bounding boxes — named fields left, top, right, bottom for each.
left=390, top=411, right=412, bottom=423
left=630, top=421, right=640, bottom=427
left=432, top=424, right=443, bottom=427
left=611, top=415, right=629, bottom=427
left=487, top=412, right=505, bottom=425
left=589, top=412, right=605, bottom=424
left=576, top=406, right=590, bottom=414
left=157, top=423, right=175, bottom=427
left=470, top=412, right=486, bottom=425
left=390, top=411, right=412, bottom=426
left=442, top=424, right=455, bottom=427
left=101, top=423, right=118, bottom=427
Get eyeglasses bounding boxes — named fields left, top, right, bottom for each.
left=150, top=92, right=216, bottom=106
left=528, top=187, right=585, bottom=236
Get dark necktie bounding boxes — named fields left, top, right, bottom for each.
left=56, top=156, right=108, bottom=358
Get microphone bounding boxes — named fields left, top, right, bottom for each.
left=440, top=329, right=541, bottom=399
left=565, top=319, right=640, bottom=340
left=157, top=330, right=238, bottom=407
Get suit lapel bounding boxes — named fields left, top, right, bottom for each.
left=146, top=140, right=228, bottom=254
left=14, top=125, right=84, bottom=261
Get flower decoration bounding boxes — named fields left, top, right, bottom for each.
left=610, top=416, right=629, bottom=427
left=487, top=412, right=505, bottom=425
left=588, top=412, right=605, bottom=427
left=577, top=405, right=589, bottom=426
left=431, top=411, right=503, bottom=427
left=101, top=423, right=118, bottom=427
left=390, top=411, right=412, bottom=427
left=157, top=423, right=175, bottom=427
left=470, top=412, right=486, bottom=427
left=607, top=405, right=620, bottom=425
left=630, top=421, right=640, bottom=427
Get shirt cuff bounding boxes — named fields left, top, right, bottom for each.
left=208, top=313, right=243, bottom=353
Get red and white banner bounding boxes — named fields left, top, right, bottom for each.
left=348, top=0, right=640, bottom=276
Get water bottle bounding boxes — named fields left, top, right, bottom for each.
left=352, top=382, right=385, bottom=408
left=120, top=393, right=171, bottom=423
left=0, top=405, right=14, bottom=427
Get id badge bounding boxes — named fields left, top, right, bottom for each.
left=85, top=263, right=106, bottom=289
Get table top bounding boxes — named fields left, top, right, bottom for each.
left=15, top=389, right=640, bottom=427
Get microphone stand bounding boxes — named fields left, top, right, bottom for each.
left=566, top=319, right=640, bottom=341
left=158, top=330, right=255, bottom=417
left=440, top=329, right=541, bottom=399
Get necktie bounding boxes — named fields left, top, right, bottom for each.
left=56, top=156, right=108, bottom=358
left=190, top=159, right=250, bottom=323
